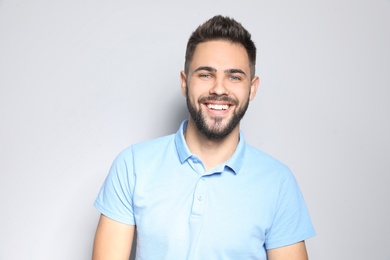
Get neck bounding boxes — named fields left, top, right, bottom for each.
left=184, top=118, right=240, bottom=171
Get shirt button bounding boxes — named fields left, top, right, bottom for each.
left=201, top=177, right=206, bottom=181
left=197, top=195, right=202, bottom=201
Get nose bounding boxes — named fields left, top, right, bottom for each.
left=209, top=78, right=229, bottom=96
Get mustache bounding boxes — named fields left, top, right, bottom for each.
left=199, top=95, right=238, bottom=105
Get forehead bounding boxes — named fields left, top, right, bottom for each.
left=190, top=40, right=250, bottom=71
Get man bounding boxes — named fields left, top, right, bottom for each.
left=92, top=15, right=315, bottom=259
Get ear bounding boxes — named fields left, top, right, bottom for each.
left=249, top=76, right=260, bottom=101
left=180, top=71, right=187, bottom=97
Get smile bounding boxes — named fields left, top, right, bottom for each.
left=206, top=104, right=230, bottom=110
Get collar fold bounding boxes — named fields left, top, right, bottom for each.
left=174, top=120, right=246, bottom=174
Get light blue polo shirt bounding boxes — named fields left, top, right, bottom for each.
left=94, top=120, right=315, bottom=259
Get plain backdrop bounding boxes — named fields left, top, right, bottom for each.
left=1, top=0, right=389, bottom=259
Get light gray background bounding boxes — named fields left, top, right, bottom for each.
left=1, top=0, right=389, bottom=259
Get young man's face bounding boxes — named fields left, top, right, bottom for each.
left=181, top=40, right=259, bottom=140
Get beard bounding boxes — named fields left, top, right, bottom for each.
left=186, top=94, right=249, bottom=140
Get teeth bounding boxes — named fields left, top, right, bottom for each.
left=207, top=104, right=229, bottom=110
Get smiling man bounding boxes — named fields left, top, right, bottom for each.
left=183, top=41, right=254, bottom=142
left=92, top=15, right=315, bottom=260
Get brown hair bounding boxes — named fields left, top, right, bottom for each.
left=184, top=15, right=257, bottom=78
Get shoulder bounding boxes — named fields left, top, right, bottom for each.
left=114, top=134, right=176, bottom=162
left=239, top=143, right=297, bottom=186
left=244, top=144, right=289, bottom=170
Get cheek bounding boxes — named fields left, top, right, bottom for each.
left=237, top=92, right=251, bottom=105
left=186, top=91, right=200, bottom=106
left=189, top=79, right=213, bottom=93
left=186, top=86, right=203, bottom=101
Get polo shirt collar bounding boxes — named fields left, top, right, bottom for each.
left=174, top=120, right=246, bottom=174
left=175, top=120, right=192, bottom=163
left=225, top=131, right=246, bottom=174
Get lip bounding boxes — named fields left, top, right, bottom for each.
left=202, top=101, right=233, bottom=116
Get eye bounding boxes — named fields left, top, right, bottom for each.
left=199, top=73, right=212, bottom=79
left=229, top=75, right=242, bottom=81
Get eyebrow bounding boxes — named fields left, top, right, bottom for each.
left=193, top=66, right=247, bottom=76
left=194, top=66, right=217, bottom=73
left=224, top=68, right=246, bottom=75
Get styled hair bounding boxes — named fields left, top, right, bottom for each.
left=184, top=15, right=257, bottom=78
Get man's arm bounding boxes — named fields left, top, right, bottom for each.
left=267, top=241, right=308, bottom=260
left=92, top=214, right=135, bottom=260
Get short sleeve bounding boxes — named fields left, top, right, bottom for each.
left=94, top=147, right=136, bottom=225
left=265, top=168, right=315, bottom=249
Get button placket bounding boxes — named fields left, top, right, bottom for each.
left=191, top=177, right=207, bottom=217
